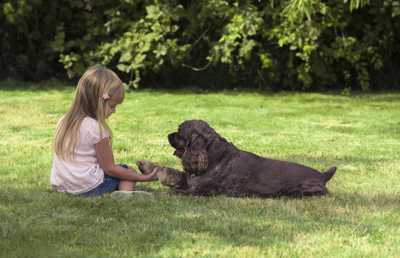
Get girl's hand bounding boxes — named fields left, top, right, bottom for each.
left=145, top=170, right=158, bottom=181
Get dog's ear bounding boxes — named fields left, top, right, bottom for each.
left=188, top=132, right=207, bottom=151
left=207, top=137, right=227, bottom=160
left=181, top=132, right=209, bottom=173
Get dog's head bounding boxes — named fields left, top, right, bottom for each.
left=168, top=120, right=228, bottom=175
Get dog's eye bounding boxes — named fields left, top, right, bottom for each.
left=188, top=133, right=198, bottom=143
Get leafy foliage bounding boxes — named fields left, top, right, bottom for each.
left=1, top=0, right=400, bottom=90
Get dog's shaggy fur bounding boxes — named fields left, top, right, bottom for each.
left=139, top=120, right=337, bottom=197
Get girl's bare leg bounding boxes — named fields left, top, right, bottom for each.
left=118, top=180, right=135, bottom=191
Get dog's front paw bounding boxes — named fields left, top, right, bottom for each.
left=136, top=160, right=159, bottom=175
left=157, top=168, right=185, bottom=188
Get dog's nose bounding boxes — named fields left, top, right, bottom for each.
left=168, top=132, right=177, bottom=139
left=173, top=149, right=184, bottom=158
left=168, top=132, right=180, bottom=148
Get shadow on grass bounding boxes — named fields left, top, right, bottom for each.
left=129, top=88, right=400, bottom=103
left=2, top=79, right=399, bottom=102
left=1, top=187, right=399, bottom=257
left=0, top=80, right=73, bottom=92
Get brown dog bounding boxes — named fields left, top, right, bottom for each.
left=138, top=120, right=336, bottom=197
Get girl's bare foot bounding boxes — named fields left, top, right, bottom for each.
left=110, top=190, right=153, bottom=199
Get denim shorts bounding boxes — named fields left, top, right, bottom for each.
left=80, top=164, right=128, bottom=197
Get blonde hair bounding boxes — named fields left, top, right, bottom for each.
left=53, top=65, right=124, bottom=160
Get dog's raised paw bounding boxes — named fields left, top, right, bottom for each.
left=136, top=160, right=159, bottom=175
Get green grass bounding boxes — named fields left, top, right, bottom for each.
left=1, top=81, right=400, bottom=258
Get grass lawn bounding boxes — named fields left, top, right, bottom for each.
left=0, top=81, right=399, bottom=258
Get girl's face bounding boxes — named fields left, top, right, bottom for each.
left=105, top=89, right=124, bottom=118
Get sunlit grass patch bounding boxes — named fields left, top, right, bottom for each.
left=1, top=82, right=399, bottom=257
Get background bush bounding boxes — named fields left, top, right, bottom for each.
left=1, top=0, right=400, bottom=91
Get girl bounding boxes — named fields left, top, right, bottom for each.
left=50, top=66, right=157, bottom=197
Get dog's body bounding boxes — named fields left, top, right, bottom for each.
left=182, top=149, right=336, bottom=197
left=141, top=120, right=336, bottom=197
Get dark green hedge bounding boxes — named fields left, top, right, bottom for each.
left=1, top=0, right=400, bottom=90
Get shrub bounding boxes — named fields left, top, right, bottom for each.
left=1, top=0, right=400, bottom=91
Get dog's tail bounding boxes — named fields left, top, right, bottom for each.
left=322, top=166, right=337, bottom=183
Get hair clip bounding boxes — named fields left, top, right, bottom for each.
left=102, top=93, right=110, bottom=100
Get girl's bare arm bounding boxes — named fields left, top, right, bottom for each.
left=95, top=138, right=156, bottom=181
